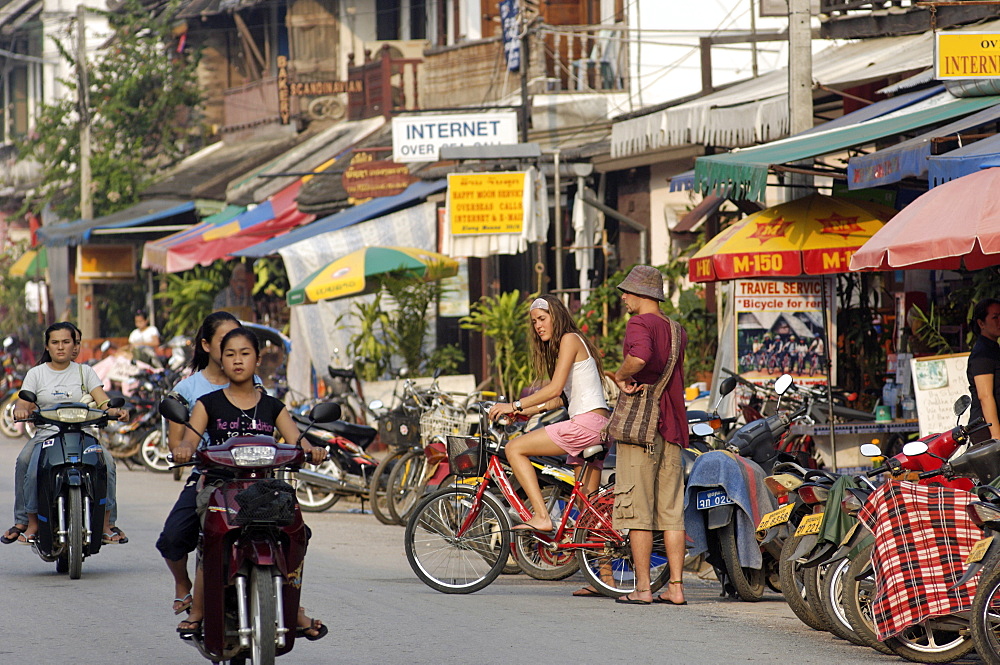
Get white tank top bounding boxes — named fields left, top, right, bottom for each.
left=563, top=333, right=609, bottom=418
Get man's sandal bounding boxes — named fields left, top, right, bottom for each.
left=102, top=527, right=128, bottom=544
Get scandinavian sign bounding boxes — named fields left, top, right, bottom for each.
left=447, top=172, right=526, bottom=235
left=936, top=32, right=1000, bottom=79
left=392, top=112, right=519, bottom=163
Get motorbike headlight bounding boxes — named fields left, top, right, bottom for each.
left=231, top=445, right=276, bottom=466
left=54, top=407, right=90, bottom=423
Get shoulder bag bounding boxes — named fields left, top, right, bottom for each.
left=602, top=317, right=682, bottom=448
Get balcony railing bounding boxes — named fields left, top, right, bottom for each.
left=347, top=44, right=421, bottom=121
left=820, top=0, right=913, bottom=13
left=819, top=0, right=1000, bottom=39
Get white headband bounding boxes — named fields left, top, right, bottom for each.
left=530, top=298, right=549, bottom=311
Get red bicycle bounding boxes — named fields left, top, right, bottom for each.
left=404, top=402, right=670, bottom=595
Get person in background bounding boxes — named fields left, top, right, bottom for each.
left=128, top=309, right=161, bottom=366
left=609, top=265, right=688, bottom=606
left=213, top=263, right=255, bottom=322
left=967, top=298, right=1000, bottom=441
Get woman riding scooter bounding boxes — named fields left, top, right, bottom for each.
left=173, top=327, right=328, bottom=640
left=2, top=322, right=128, bottom=545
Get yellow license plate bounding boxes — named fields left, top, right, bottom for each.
left=757, top=503, right=794, bottom=531
left=967, top=536, right=995, bottom=564
left=838, top=522, right=860, bottom=547
left=794, top=512, right=824, bottom=537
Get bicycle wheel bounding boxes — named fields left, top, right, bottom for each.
left=512, top=485, right=579, bottom=581
left=572, top=488, right=669, bottom=598
left=368, top=450, right=405, bottom=525
left=404, top=485, right=510, bottom=594
left=387, top=449, right=429, bottom=524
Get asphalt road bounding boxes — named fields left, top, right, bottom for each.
left=0, top=435, right=907, bottom=664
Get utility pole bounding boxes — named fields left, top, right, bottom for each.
left=76, top=4, right=96, bottom=339
left=749, top=0, right=759, bottom=78
left=519, top=5, right=531, bottom=143
left=787, top=0, right=813, bottom=135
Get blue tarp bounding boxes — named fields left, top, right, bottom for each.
left=669, top=85, right=946, bottom=193
left=848, top=101, right=1000, bottom=189
left=927, top=133, right=1000, bottom=188
left=38, top=199, right=197, bottom=247
left=234, top=179, right=447, bottom=258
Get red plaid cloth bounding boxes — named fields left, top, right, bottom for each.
left=858, top=481, right=981, bottom=640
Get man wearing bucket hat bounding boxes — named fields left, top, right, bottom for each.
left=611, top=265, right=689, bottom=606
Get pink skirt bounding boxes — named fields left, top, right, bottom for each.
left=545, top=410, right=610, bottom=467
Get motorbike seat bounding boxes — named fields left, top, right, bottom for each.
left=803, top=468, right=839, bottom=484
left=292, top=413, right=377, bottom=448
left=771, top=460, right=810, bottom=477
left=327, top=366, right=356, bottom=381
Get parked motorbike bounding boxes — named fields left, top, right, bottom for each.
left=18, top=390, right=126, bottom=578
left=160, top=396, right=340, bottom=665
left=286, top=410, right=379, bottom=512
left=685, top=373, right=805, bottom=601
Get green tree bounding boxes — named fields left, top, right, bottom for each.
left=18, top=0, right=202, bottom=219
left=460, top=290, right=533, bottom=400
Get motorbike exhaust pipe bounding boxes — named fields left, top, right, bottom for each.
left=294, top=468, right=366, bottom=493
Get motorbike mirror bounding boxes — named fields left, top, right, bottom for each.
left=692, top=422, right=715, bottom=437
left=100, top=340, right=112, bottom=353
left=368, top=399, right=384, bottom=411
left=719, top=377, right=738, bottom=397
left=903, top=441, right=929, bottom=457
left=954, top=395, right=972, bottom=417
left=18, top=390, right=37, bottom=403
left=107, top=397, right=126, bottom=409
left=309, top=402, right=342, bottom=424
left=398, top=367, right=409, bottom=377
left=159, top=397, right=190, bottom=424
left=859, top=443, right=882, bottom=457
left=773, top=374, right=794, bottom=395
left=2, top=336, right=12, bottom=349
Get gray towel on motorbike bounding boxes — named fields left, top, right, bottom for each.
left=684, top=450, right=777, bottom=569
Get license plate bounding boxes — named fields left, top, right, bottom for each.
left=967, top=536, right=995, bottom=564
left=697, top=489, right=734, bottom=510
left=757, top=503, right=794, bottom=531
left=794, top=512, right=824, bottom=537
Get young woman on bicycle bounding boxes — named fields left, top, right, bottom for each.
left=174, top=327, right=328, bottom=638
left=488, top=295, right=609, bottom=535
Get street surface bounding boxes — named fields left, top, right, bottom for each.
left=0, top=435, right=912, bottom=664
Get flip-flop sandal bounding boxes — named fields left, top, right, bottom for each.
left=297, top=618, right=328, bottom=641
left=17, top=533, right=37, bottom=546
left=104, top=526, right=128, bottom=544
left=177, top=619, right=202, bottom=636
left=0, top=526, right=24, bottom=545
left=572, top=587, right=603, bottom=597
left=173, top=594, right=193, bottom=615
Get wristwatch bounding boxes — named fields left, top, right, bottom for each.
left=513, top=400, right=522, bottom=412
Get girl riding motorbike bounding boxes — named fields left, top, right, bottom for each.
left=173, top=327, right=328, bottom=640
left=2, top=322, right=128, bottom=546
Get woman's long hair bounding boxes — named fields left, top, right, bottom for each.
left=972, top=298, right=1000, bottom=337
left=528, top=294, right=604, bottom=381
left=37, top=322, right=81, bottom=365
left=190, top=311, right=240, bottom=371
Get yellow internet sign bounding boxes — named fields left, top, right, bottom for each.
left=936, top=32, right=1000, bottom=79
left=448, top=172, right=526, bottom=236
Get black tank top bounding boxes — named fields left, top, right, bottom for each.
left=198, top=390, right=286, bottom=446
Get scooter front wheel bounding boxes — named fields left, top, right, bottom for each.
left=249, top=565, right=277, bottom=665
left=67, top=487, right=84, bottom=579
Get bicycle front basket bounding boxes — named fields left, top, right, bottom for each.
left=446, top=435, right=485, bottom=478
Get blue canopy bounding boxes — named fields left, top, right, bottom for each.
left=38, top=199, right=197, bottom=246
left=235, top=179, right=447, bottom=258
left=668, top=85, right=945, bottom=193
left=927, top=133, right=1000, bottom=188
left=848, top=101, right=1000, bottom=189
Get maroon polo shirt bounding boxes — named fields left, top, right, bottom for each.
left=621, top=313, right=689, bottom=446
